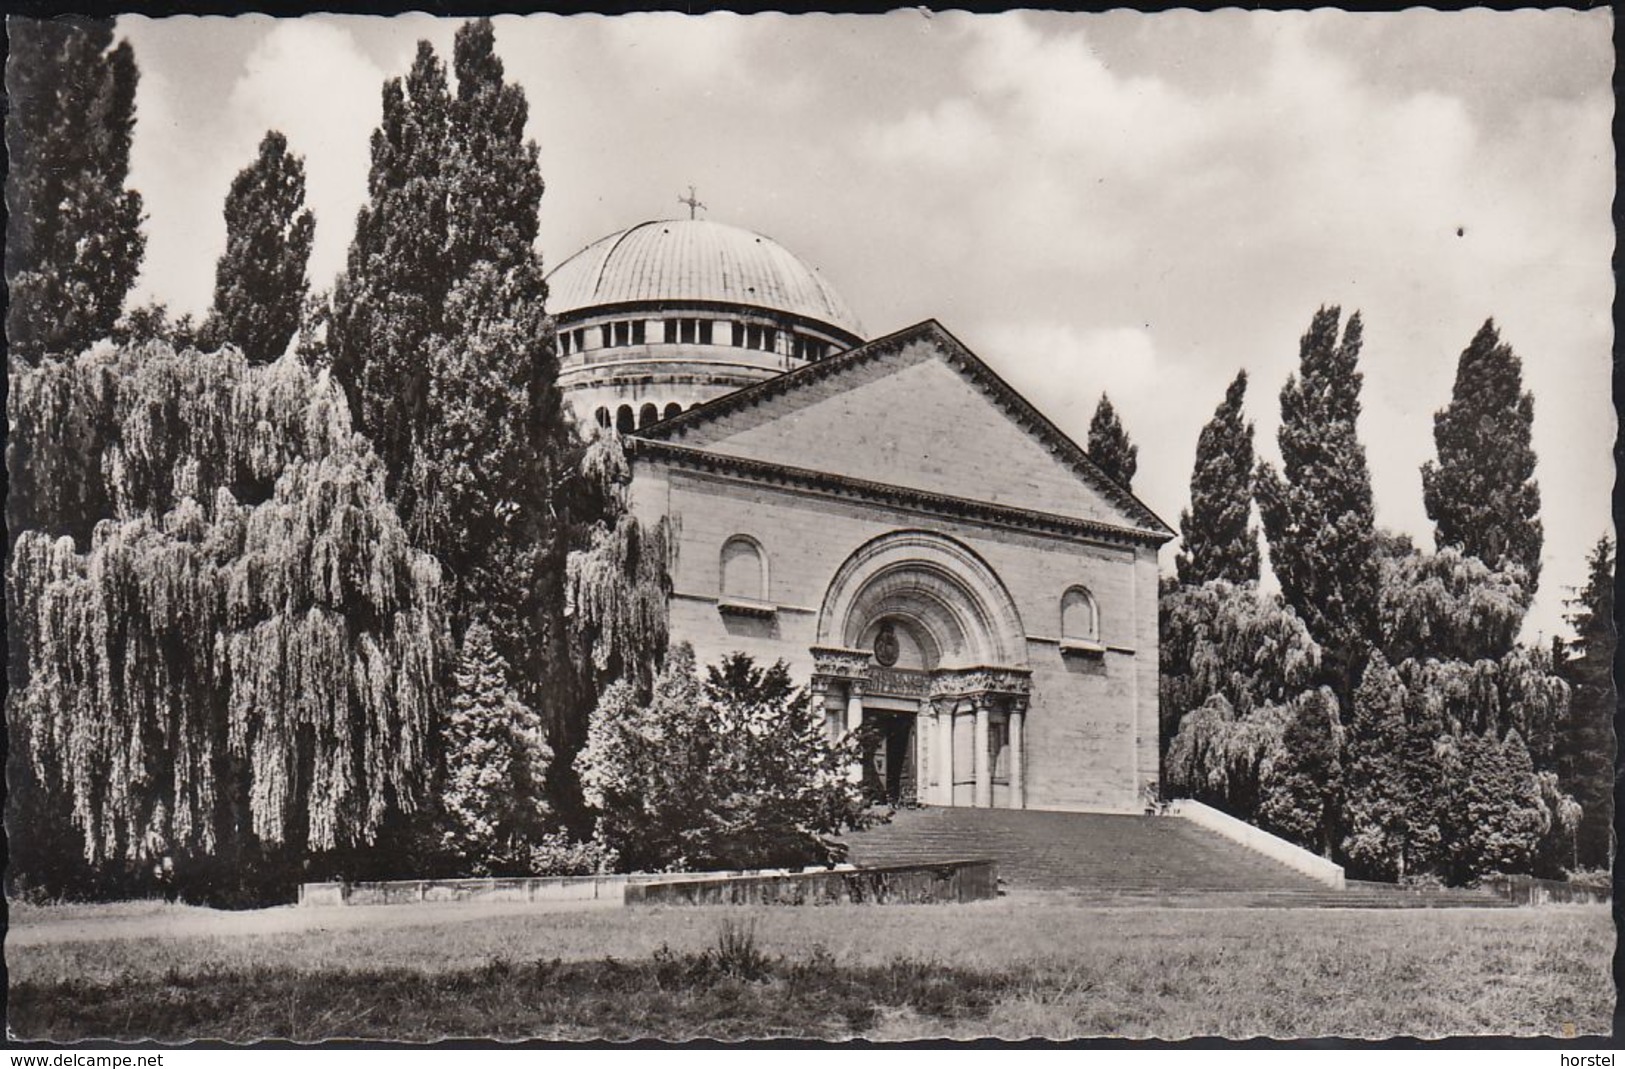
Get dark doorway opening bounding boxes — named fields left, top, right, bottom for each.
left=861, top=712, right=916, bottom=806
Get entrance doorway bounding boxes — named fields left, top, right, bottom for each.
left=861, top=711, right=916, bottom=805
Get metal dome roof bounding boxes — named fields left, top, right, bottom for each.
left=546, top=219, right=864, bottom=339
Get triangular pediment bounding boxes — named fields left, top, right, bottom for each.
left=636, top=321, right=1172, bottom=539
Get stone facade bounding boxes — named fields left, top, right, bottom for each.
left=627, top=320, right=1174, bottom=814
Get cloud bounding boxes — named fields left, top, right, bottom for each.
left=227, top=19, right=390, bottom=298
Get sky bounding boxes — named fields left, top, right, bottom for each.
left=115, top=10, right=1614, bottom=642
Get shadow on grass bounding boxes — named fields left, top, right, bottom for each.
left=12, top=942, right=1011, bottom=1043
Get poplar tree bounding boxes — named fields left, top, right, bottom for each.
left=1421, top=319, right=1542, bottom=594
left=203, top=131, right=316, bottom=364
left=6, top=17, right=145, bottom=365
left=1256, top=689, right=1344, bottom=859
left=330, top=20, right=582, bottom=782
left=1255, top=306, right=1379, bottom=695
left=1087, top=392, right=1138, bottom=490
left=1177, top=371, right=1259, bottom=585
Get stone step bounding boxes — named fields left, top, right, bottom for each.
left=839, top=807, right=1516, bottom=909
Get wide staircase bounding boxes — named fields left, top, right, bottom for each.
left=840, top=807, right=1513, bottom=908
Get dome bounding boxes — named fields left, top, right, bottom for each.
left=547, top=219, right=864, bottom=340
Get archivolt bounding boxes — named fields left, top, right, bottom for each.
left=816, top=530, right=1027, bottom=668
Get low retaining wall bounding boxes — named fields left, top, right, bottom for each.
left=1481, top=874, right=1611, bottom=905
left=624, top=860, right=998, bottom=907
left=298, top=874, right=637, bottom=907
left=299, top=859, right=995, bottom=908
left=1167, top=798, right=1345, bottom=888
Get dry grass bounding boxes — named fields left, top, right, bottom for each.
left=9, top=896, right=1613, bottom=1042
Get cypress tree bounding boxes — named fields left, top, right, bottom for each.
left=6, top=17, right=145, bottom=365
left=1421, top=319, right=1542, bottom=593
left=439, top=622, right=552, bottom=875
left=1087, top=392, right=1138, bottom=490
left=1340, top=653, right=1413, bottom=880
left=1256, top=689, right=1344, bottom=859
left=1255, top=306, right=1379, bottom=696
left=1555, top=535, right=1616, bottom=869
left=203, top=131, right=316, bottom=364
left=1177, top=370, right=1259, bottom=585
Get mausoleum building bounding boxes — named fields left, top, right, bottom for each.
left=549, top=220, right=1173, bottom=813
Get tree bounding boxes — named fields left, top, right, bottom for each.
left=203, top=131, right=316, bottom=364
left=1555, top=535, right=1616, bottom=870
left=1256, top=689, right=1344, bottom=858
left=1440, top=729, right=1548, bottom=883
left=1159, top=579, right=1321, bottom=748
left=577, top=646, right=870, bottom=873
left=1255, top=306, right=1379, bottom=696
left=439, top=622, right=552, bottom=874
left=1087, top=392, right=1138, bottom=490
left=330, top=20, right=594, bottom=814
left=1340, top=653, right=1415, bottom=880
left=1164, top=694, right=1293, bottom=820
left=1421, top=319, right=1542, bottom=593
left=7, top=340, right=444, bottom=899
left=6, top=17, right=145, bottom=365
left=1177, top=371, right=1260, bottom=585
left=1375, top=534, right=1528, bottom=666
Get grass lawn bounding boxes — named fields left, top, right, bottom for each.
left=9, top=895, right=1613, bottom=1042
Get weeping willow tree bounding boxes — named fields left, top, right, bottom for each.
left=565, top=431, right=671, bottom=695
left=9, top=341, right=444, bottom=893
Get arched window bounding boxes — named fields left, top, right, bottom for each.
left=1060, top=587, right=1099, bottom=643
left=720, top=535, right=767, bottom=603
left=616, top=405, right=634, bottom=434
left=663, top=402, right=682, bottom=420
left=595, top=407, right=610, bottom=429
left=638, top=403, right=659, bottom=429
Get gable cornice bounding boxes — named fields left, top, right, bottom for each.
left=634, top=319, right=1176, bottom=537
left=627, top=437, right=1174, bottom=549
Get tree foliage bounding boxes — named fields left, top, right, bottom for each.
left=203, top=130, right=316, bottom=364
left=1159, top=579, right=1321, bottom=747
left=577, top=646, right=870, bottom=873
left=8, top=341, right=444, bottom=880
left=1421, top=319, right=1542, bottom=591
left=1255, top=689, right=1344, bottom=858
left=6, top=17, right=145, bottom=365
left=1255, top=306, right=1379, bottom=694
left=1164, top=694, right=1293, bottom=817
left=1177, top=371, right=1260, bottom=585
left=329, top=21, right=598, bottom=814
left=1555, top=535, right=1616, bottom=870
left=1087, top=392, right=1138, bottom=490
left=1340, top=653, right=1419, bottom=880
left=1376, top=534, right=1529, bottom=665
left=438, top=622, right=551, bottom=874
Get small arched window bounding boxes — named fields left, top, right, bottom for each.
left=595, top=407, right=610, bottom=429
left=639, top=403, right=659, bottom=429
left=663, top=402, right=682, bottom=420
left=1061, top=586, right=1099, bottom=644
left=616, top=405, right=635, bottom=434
left=720, top=535, right=768, bottom=603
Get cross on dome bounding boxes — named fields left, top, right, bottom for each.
left=678, top=184, right=706, bottom=220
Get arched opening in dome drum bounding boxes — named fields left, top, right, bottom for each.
left=595, top=407, right=610, bottom=429
left=663, top=402, right=682, bottom=420
left=639, top=403, right=659, bottom=429
left=616, top=405, right=634, bottom=434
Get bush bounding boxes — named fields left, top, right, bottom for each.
left=526, top=831, right=617, bottom=877
left=576, top=645, right=873, bottom=873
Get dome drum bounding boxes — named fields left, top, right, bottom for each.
left=546, top=218, right=865, bottom=429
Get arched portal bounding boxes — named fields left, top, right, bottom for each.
left=810, top=531, right=1031, bottom=810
